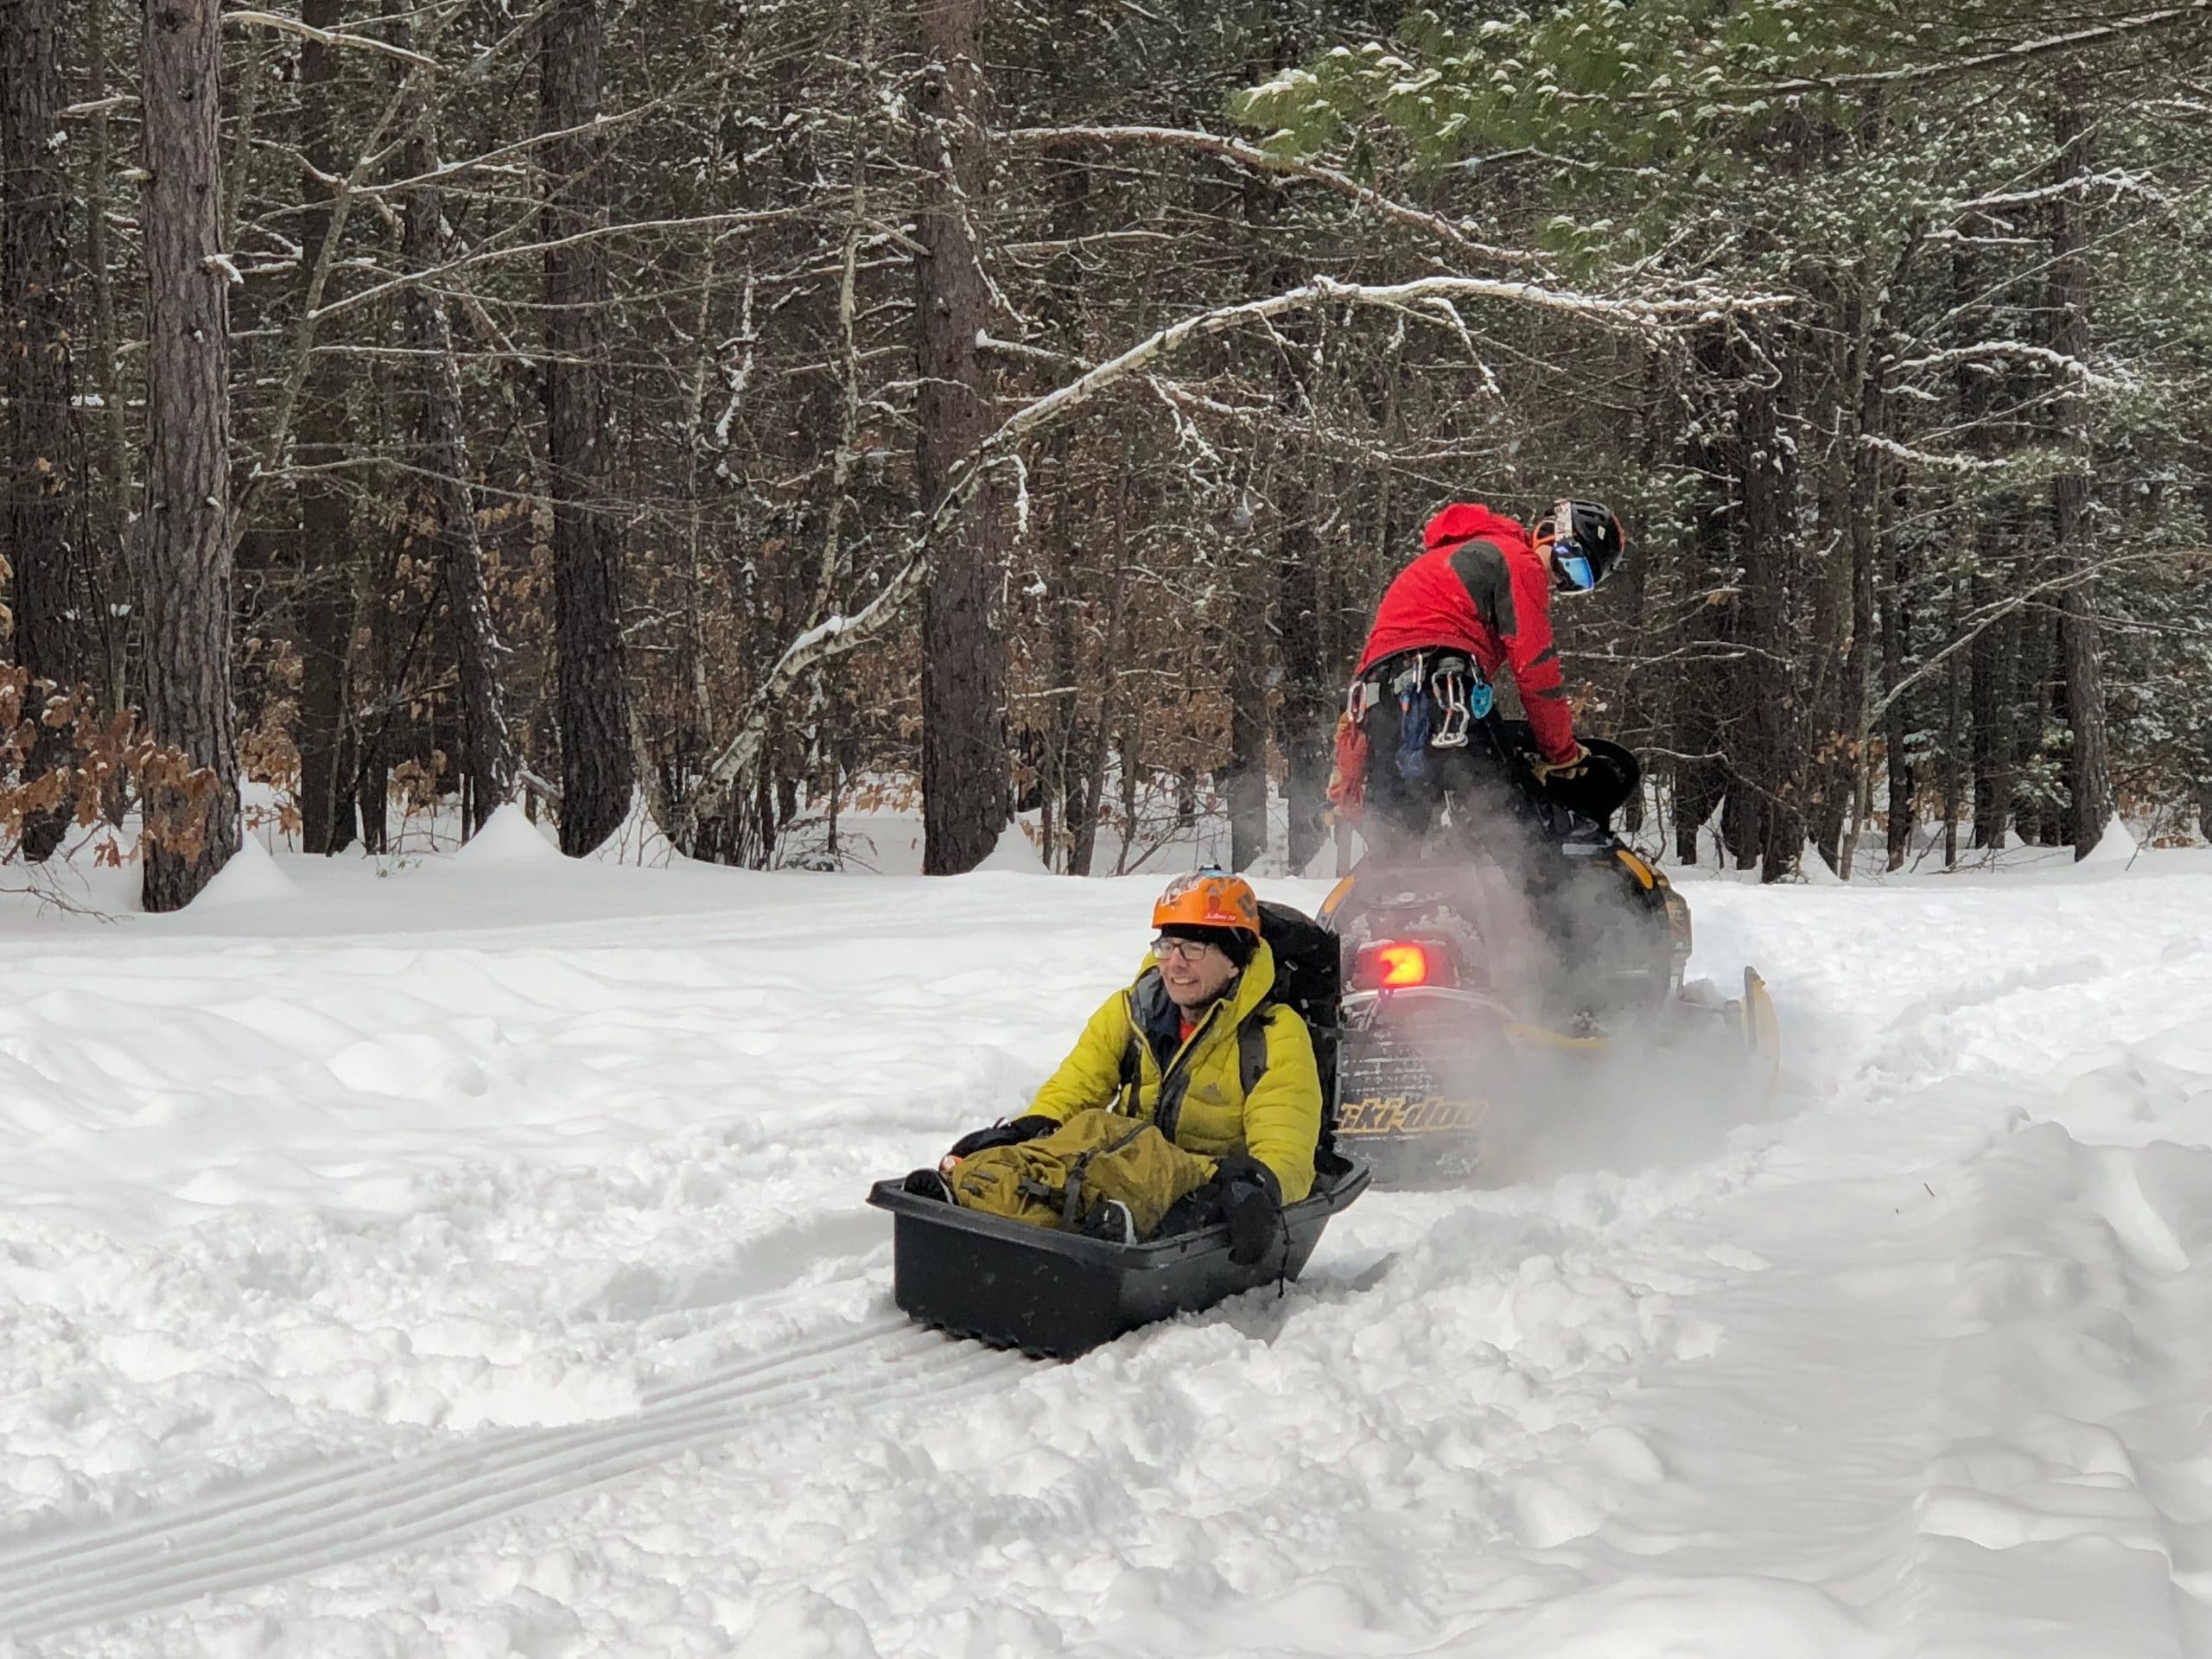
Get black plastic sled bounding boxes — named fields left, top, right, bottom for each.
left=865, top=1159, right=1371, bottom=1359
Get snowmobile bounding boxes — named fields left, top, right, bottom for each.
left=1320, top=838, right=1781, bottom=1185
left=867, top=820, right=1775, bottom=1348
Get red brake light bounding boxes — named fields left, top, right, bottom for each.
left=1377, top=944, right=1430, bottom=987
left=1356, top=941, right=1434, bottom=990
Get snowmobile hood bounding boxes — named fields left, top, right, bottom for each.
left=1423, top=501, right=1529, bottom=554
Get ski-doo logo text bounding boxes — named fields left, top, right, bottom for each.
left=1338, top=1094, right=1488, bottom=1135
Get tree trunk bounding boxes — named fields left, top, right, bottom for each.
left=356, top=721, right=385, bottom=853
left=1277, top=504, right=1327, bottom=875
left=913, top=0, right=1007, bottom=874
left=1942, top=573, right=1965, bottom=868
left=1968, top=537, right=2018, bottom=850
left=1882, top=482, right=1913, bottom=870
left=3, top=0, right=82, bottom=858
left=138, top=0, right=239, bottom=910
left=1225, top=537, right=1269, bottom=871
left=1223, top=475, right=1269, bottom=873
left=1737, top=332, right=1802, bottom=880
left=79, top=0, right=133, bottom=720
left=1040, top=523, right=1076, bottom=874
left=291, top=0, right=355, bottom=854
left=1111, top=714, right=1141, bottom=875
left=1070, top=511, right=1128, bottom=880
left=1675, top=323, right=1738, bottom=868
left=1035, top=139, right=1090, bottom=876
left=1616, top=346, right=1665, bottom=842
left=541, top=0, right=633, bottom=855
left=1805, top=294, right=1856, bottom=872
left=2013, top=613, right=2060, bottom=845
left=1834, top=320, right=1885, bottom=880
left=2050, top=94, right=2111, bottom=856
left=403, top=96, right=513, bottom=836
left=1230, top=166, right=1297, bottom=877
left=1950, top=245, right=2018, bottom=856
left=2058, top=574, right=2111, bottom=850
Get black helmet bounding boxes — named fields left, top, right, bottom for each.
left=1536, top=499, right=1625, bottom=594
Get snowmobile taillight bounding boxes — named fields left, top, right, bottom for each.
left=1354, top=940, right=1449, bottom=991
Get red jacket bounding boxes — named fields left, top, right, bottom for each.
left=1356, top=503, right=1578, bottom=766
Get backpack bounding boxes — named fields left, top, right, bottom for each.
left=1249, top=900, right=1339, bottom=1090
left=1244, top=901, right=1344, bottom=1164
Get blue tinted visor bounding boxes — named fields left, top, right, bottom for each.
left=1553, top=549, right=1597, bottom=592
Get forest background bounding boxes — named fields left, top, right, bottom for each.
left=5, top=0, right=2211, bottom=907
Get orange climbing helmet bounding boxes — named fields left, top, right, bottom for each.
left=1152, top=868, right=1262, bottom=938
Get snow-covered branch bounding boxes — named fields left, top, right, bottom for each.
left=1936, top=170, right=2168, bottom=219
left=1007, top=124, right=1545, bottom=269
left=1891, top=341, right=2127, bottom=392
left=224, top=9, right=442, bottom=70
left=1603, top=0, right=2212, bottom=108
left=1856, top=435, right=2031, bottom=474
left=986, top=272, right=1785, bottom=460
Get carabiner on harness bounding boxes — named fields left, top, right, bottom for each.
left=1428, top=655, right=1493, bottom=748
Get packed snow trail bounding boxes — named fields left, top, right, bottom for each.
left=3, top=826, right=2212, bottom=1654
left=0, top=1319, right=1028, bottom=1641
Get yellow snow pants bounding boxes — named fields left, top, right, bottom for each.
left=948, top=1107, right=1217, bottom=1238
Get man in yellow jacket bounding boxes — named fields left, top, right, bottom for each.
left=915, top=870, right=1324, bottom=1262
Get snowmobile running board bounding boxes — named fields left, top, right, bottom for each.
left=865, top=1159, right=1372, bottom=1360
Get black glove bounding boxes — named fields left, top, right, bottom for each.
left=946, top=1115, right=1057, bottom=1160
left=1214, top=1154, right=1284, bottom=1267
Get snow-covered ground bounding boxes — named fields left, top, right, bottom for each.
left=4, top=817, right=2212, bottom=1656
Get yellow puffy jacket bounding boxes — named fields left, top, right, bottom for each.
left=1027, top=941, right=1321, bottom=1203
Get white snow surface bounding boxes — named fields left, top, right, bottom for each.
left=5, top=844, right=2212, bottom=1654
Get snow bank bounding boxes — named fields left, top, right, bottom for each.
left=590, top=790, right=680, bottom=867
left=2075, top=810, right=2139, bottom=868
left=190, top=831, right=302, bottom=907
left=1796, top=838, right=1844, bottom=885
left=975, top=823, right=1048, bottom=874
left=451, top=804, right=562, bottom=871
left=452, top=801, right=561, bottom=864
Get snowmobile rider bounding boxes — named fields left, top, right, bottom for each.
left=1330, top=498, right=1630, bottom=849
left=912, top=871, right=1323, bottom=1263
left=1330, top=498, right=1689, bottom=1026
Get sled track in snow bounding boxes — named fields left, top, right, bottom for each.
left=0, top=1314, right=1028, bottom=1643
